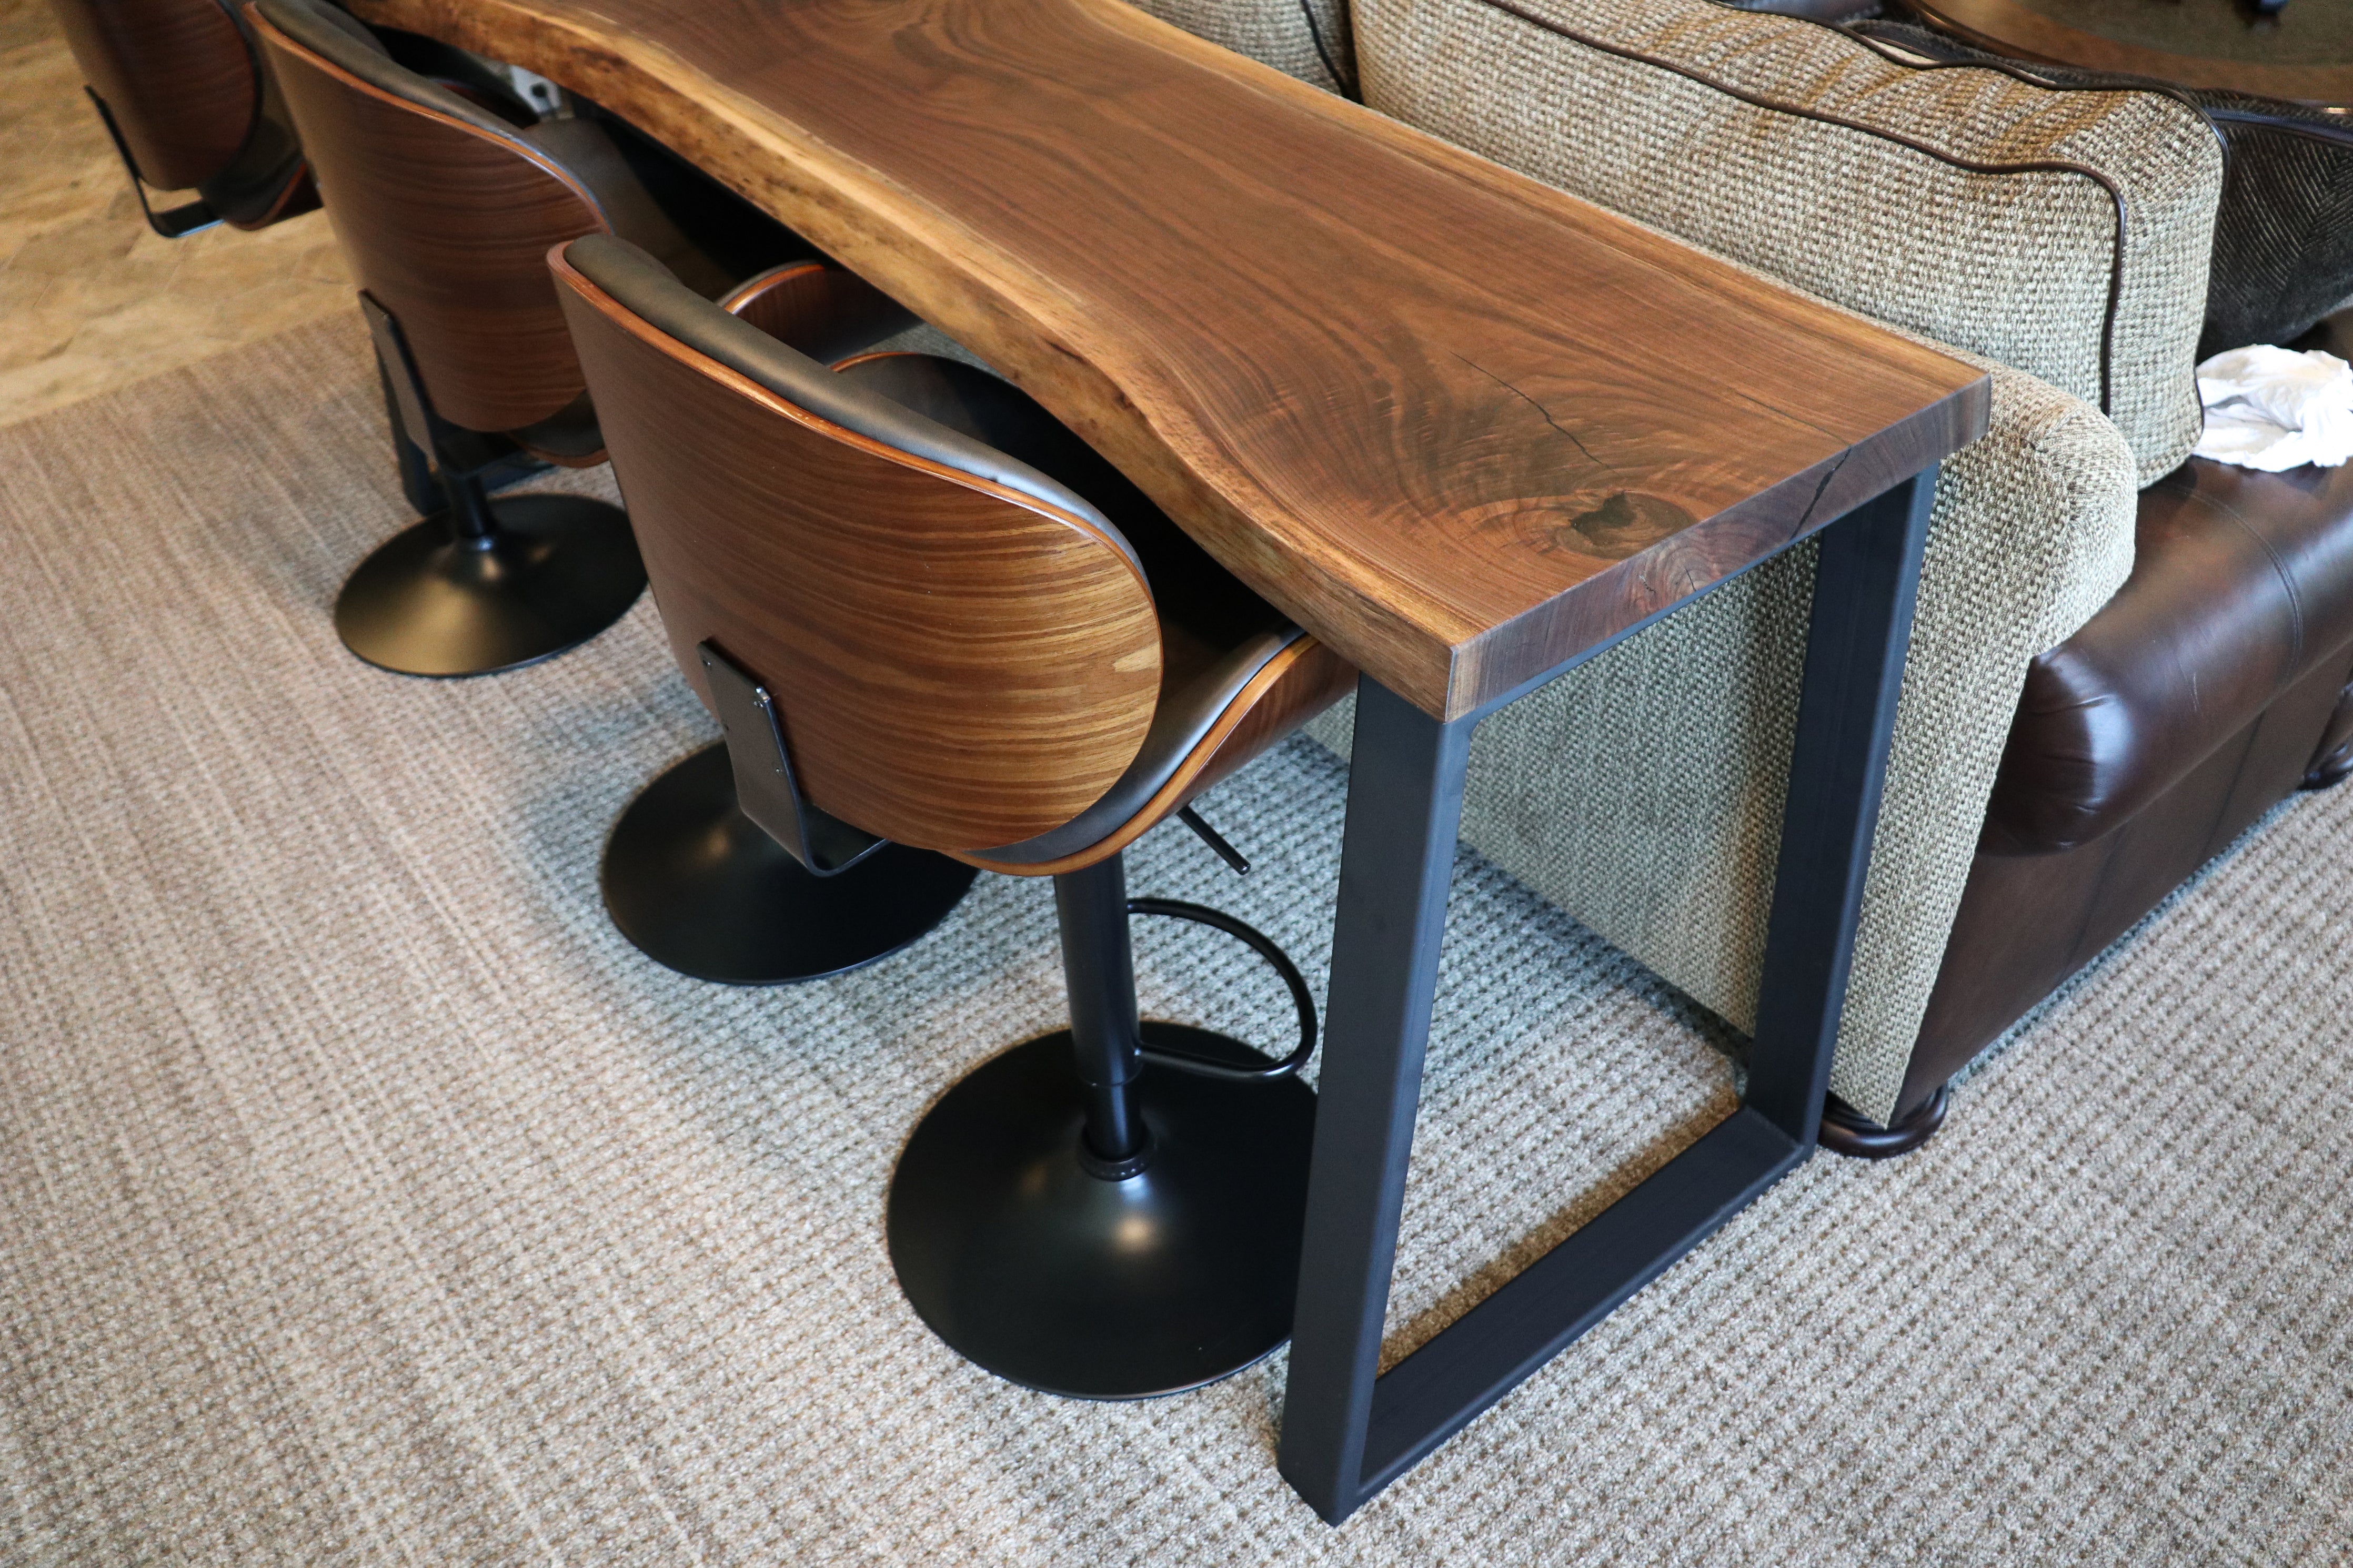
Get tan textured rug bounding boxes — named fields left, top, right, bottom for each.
left=2, top=316, right=2349, bottom=1565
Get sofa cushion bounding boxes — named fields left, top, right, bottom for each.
left=1351, top=0, right=2221, bottom=482
left=1309, top=347, right=2139, bottom=1125
left=1983, top=452, right=2353, bottom=855
left=1849, top=19, right=2353, bottom=361
left=1123, top=0, right=1355, bottom=93
left=2197, top=96, right=2353, bottom=359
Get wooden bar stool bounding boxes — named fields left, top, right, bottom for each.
left=252, top=0, right=794, bottom=677
left=598, top=259, right=983, bottom=984
left=553, top=234, right=1356, bottom=1397
left=50, top=0, right=318, bottom=237
left=50, top=0, right=441, bottom=512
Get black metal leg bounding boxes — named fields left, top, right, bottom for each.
left=1746, top=469, right=1937, bottom=1144
left=1279, top=675, right=1472, bottom=1519
left=1277, top=468, right=1938, bottom=1523
left=439, top=468, right=500, bottom=544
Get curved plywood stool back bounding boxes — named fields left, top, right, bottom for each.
left=253, top=0, right=608, bottom=432
left=52, top=0, right=257, bottom=189
left=553, top=239, right=1165, bottom=855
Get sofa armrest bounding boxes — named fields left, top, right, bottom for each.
left=1305, top=352, right=2137, bottom=1125
left=1352, top=0, right=2221, bottom=483
left=1985, top=454, right=2353, bottom=854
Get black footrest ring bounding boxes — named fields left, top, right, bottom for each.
left=1125, top=897, right=1317, bottom=1081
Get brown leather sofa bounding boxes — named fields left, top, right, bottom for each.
left=1909, top=309, right=2353, bottom=1127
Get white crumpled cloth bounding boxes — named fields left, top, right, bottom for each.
left=2192, top=344, right=2353, bottom=471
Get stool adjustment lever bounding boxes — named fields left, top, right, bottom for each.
left=1176, top=804, right=1251, bottom=875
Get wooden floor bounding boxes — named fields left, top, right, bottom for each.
left=0, top=0, right=353, bottom=428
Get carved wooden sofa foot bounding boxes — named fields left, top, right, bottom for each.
left=1819, top=1083, right=1950, bottom=1159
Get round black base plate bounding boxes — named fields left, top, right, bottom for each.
left=1818, top=1082, right=1950, bottom=1159
left=601, top=744, right=979, bottom=985
left=335, top=492, right=645, bottom=677
left=888, top=1025, right=1317, bottom=1399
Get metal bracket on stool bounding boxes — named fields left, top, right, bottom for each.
left=85, top=89, right=220, bottom=238
left=700, top=641, right=889, bottom=877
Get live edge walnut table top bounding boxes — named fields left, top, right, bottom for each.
left=354, top=0, right=1988, bottom=721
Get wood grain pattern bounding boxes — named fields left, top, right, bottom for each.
left=718, top=262, right=921, bottom=362
left=51, top=0, right=258, bottom=190
left=255, top=11, right=609, bottom=431
left=1909, top=0, right=2353, bottom=106
left=957, top=636, right=1358, bottom=877
left=554, top=252, right=1168, bottom=853
left=359, top=0, right=1988, bottom=719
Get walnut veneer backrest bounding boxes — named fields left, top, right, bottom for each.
left=554, top=237, right=1164, bottom=854
left=252, top=0, right=608, bottom=432
left=51, top=0, right=259, bottom=190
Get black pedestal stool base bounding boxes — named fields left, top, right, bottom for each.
left=601, top=742, right=980, bottom=984
left=888, top=1022, right=1316, bottom=1399
left=335, top=491, right=645, bottom=677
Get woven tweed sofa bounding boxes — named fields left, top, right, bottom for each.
left=1132, top=0, right=2353, bottom=1150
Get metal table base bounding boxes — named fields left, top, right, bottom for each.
left=1279, top=469, right=1939, bottom=1522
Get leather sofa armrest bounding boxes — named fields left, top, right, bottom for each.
left=1984, top=453, right=2353, bottom=854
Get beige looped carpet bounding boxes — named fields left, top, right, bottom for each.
left=1, top=316, right=2349, bottom=1566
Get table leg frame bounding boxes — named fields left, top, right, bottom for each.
left=1278, top=468, right=1938, bottom=1523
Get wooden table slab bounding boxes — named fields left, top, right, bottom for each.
left=351, top=0, right=1986, bottom=720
